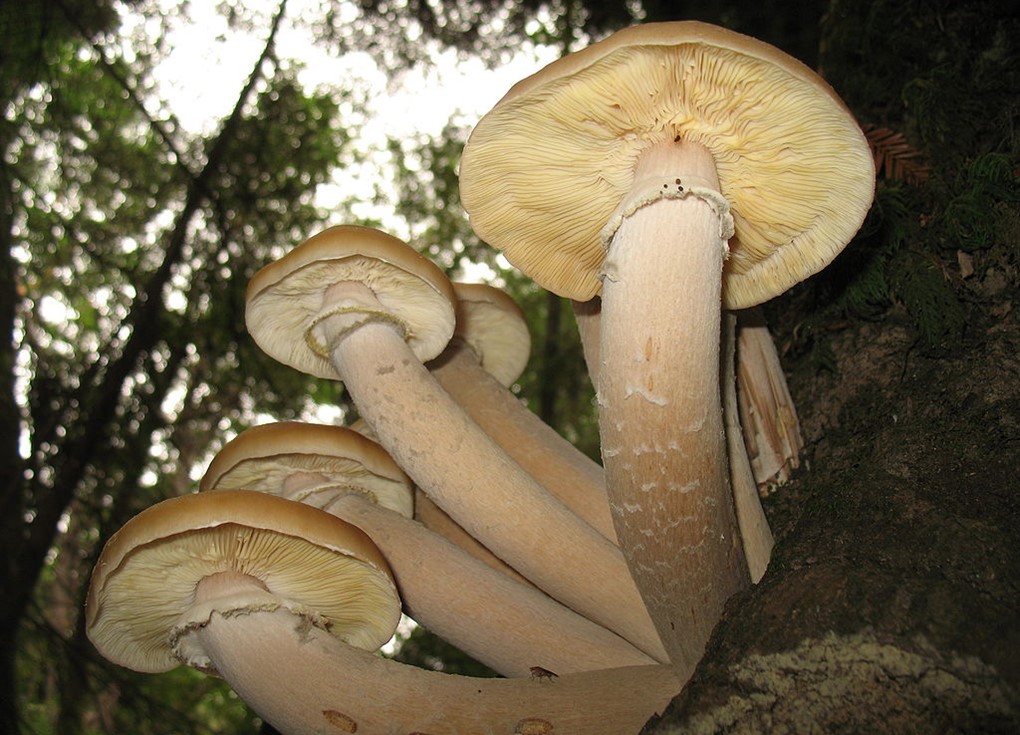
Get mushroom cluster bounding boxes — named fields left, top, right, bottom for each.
left=85, top=21, right=873, bottom=735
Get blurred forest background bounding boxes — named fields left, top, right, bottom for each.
left=1, top=0, right=1017, bottom=732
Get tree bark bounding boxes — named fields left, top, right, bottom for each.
left=645, top=300, right=1020, bottom=732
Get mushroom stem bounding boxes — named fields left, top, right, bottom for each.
left=572, top=296, right=602, bottom=385
left=572, top=300, right=774, bottom=580
left=326, top=492, right=655, bottom=676
left=349, top=418, right=534, bottom=586
left=313, top=287, right=667, bottom=662
left=722, top=313, right=774, bottom=583
left=431, top=341, right=616, bottom=541
left=413, top=489, right=536, bottom=587
left=192, top=604, right=681, bottom=735
left=598, top=140, right=749, bottom=670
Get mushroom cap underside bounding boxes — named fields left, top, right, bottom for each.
left=459, top=20, right=876, bottom=308
left=201, top=422, right=414, bottom=517
left=246, top=225, right=457, bottom=379
left=85, top=490, right=400, bottom=674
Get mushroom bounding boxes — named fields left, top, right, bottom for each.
left=459, top=21, right=875, bottom=668
left=431, top=281, right=615, bottom=540
left=571, top=298, right=804, bottom=497
left=86, top=491, right=679, bottom=735
left=326, top=491, right=657, bottom=676
left=571, top=296, right=603, bottom=384
left=245, top=224, right=666, bottom=662
left=412, top=487, right=534, bottom=586
left=200, top=422, right=653, bottom=675
left=569, top=296, right=779, bottom=580
left=721, top=312, right=773, bottom=583
left=200, top=421, right=414, bottom=517
left=85, top=490, right=401, bottom=675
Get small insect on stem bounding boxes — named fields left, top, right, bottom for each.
left=529, top=666, right=558, bottom=682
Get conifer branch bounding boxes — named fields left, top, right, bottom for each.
left=863, top=124, right=931, bottom=185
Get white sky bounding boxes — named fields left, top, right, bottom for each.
left=149, top=1, right=556, bottom=224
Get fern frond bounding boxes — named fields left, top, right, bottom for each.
left=863, top=124, right=931, bottom=185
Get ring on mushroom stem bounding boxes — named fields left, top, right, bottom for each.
left=459, top=20, right=875, bottom=670
left=200, top=421, right=655, bottom=676
left=245, top=224, right=667, bottom=662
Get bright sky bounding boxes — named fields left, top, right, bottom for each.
left=148, top=0, right=556, bottom=231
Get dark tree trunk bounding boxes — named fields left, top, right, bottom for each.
left=646, top=293, right=1020, bottom=732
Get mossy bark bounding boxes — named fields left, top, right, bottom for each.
left=645, top=278, right=1020, bottom=732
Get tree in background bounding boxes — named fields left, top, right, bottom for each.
left=2, top=1, right=362, bottom=730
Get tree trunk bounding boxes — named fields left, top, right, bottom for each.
left=645, top=298, right=1020, bottom=732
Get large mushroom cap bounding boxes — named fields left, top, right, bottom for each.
left=459, top=20, right=875, bottom=308
left=245, top=225, right=457, bottom=379
left=201, top=421, right=414, bottom=517
left=86, top=490, right=400, bottom=674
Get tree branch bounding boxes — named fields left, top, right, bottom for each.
left=14, top=0, right=290, bottom=623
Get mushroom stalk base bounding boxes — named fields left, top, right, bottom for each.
left=599, top=141, right=749, bottom=671
left=196, top=606, right=681, bottom=735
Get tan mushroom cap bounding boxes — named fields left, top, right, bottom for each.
left=200, top=422, right=414, bottom=518
left=459, top=20, right=875, bottom=309
left=449, top=282, right=531, bottom=387
left=85, top=490, right=400, bottom=674
left=245, top=225, right=457, bottom=380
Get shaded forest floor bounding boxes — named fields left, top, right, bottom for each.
left=650, top=243, right=1020, bottom=732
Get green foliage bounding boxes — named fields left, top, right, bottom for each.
left=344, top=0, right=636, bottom=69
left=938, top=153, right=1020, bottom=254
left=3, top=2, right=366, bottom=732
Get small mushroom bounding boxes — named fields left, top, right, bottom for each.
left=200, top=421, right=414, bottom=517
left=245, top=224, right=666, bottom=661
left=431, top=282, right=615, bottom=540
left=201, top=422, right=653, bottom=675
left=460, top=21, right=874, bottom=668
left=85, top=490, right=401, bottom=675
left=87, top=492, right=678, bottom=734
